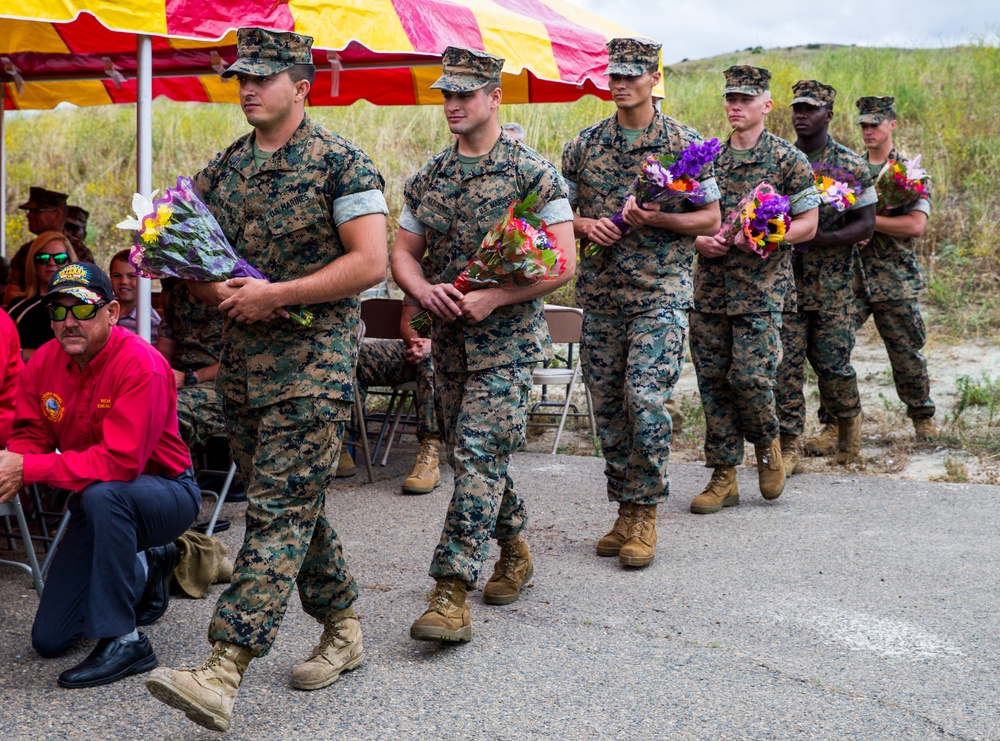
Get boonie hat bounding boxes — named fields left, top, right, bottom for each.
left=790, top=79, right=836, bottom=108
left=18, top=187, right=68, bottom=211
left=723, top=66, right=771, bottom=96
left=45, top=262, right=115, bottom=305
left=856, top=96, right=895, bottom=125
left=222, top=27, right=314, bottom=79
left=430, top=47, right=504, bottom=92
left=604, top=37, right=662, bottom=77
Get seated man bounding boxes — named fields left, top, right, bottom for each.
left=346, top=299, right=442, bottom=494
left=0, top=262, right=201, bottom=689
left=109, top=249, right=161, bottom=344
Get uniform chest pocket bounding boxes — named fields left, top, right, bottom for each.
left=267, top=198, right=333, bottom=240
left=414, top=199, right=455, bottom=236
left=577, top=168, right=626, bottom=216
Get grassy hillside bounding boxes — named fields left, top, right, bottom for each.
left=3, top=42, right=998, bottom=335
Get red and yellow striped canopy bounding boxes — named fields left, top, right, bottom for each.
left=1, top=1, right=658, bottom=110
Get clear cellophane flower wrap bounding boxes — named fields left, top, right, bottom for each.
left=119, top=176, right=313, bottom=326
left=409, top=193, right=567, bottom=332
left=719, top=182, right=792, bottom=259
left=874, top=155, right=929, bottom=213
left=585, top=137, right=721, bottom=258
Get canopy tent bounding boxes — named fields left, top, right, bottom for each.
left=1, top=1, right=659, bottom=339
left=1, top=1, right=653, bottom=109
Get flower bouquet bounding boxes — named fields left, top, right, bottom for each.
left=874, top=155, right=929, bottom=213
left=585, top=137, right=721, bottom=257
left=719, top=182, right=791, bottom=258
left=812, top=163, right=861, bottom=217
left=409, top=193, right=567, bottom=332
left=118, top=176, right=312, bottom=326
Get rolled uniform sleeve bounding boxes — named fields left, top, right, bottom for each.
left=332, top=189, right=389, bottom=226
left=398, top=204, right=426, bottom=236
left=698, top=177, right=721, bottom=205
left=853, top=185, right=878, bottom=210
left=538, top=197, right=574, bottom=225
left=789, top=186, right=821, bottom=215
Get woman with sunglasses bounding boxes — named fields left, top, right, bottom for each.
left=6, top=231, right=78, bottom=360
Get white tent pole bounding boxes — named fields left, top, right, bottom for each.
left=1, top=84, right=6, bottom=259
left=136, top=35, right=152, bottom=342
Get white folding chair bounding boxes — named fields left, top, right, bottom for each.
left=347, top=320, right=376, bottom=483
left=0, top=495, right=46, bottom=594
left=528, top=305, right=597, bottom=454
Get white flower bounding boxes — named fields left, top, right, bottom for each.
left=116, top=190, right=160, bottom=231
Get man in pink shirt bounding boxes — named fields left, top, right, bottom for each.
left=0, top=307, right=23, bottom=446
left=0, top=262, right=201, bottom=689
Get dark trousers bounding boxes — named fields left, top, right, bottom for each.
left=32, top=472, right=201, bottom=657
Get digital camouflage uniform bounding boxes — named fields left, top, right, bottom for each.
left=194, top=114, right=388, bottom=657
left=356, top=338, right=439, bottom=441
left=563, top=108, right=719, bottom=505
left=775, top=82, right=878, bottom=437
left=158, top=279, right=227, bottom=450
left=691, top=67, right=819, bottom=466
left=400, top=131, right=572, bottom=588
left=819, top=98, right=934, bottom=424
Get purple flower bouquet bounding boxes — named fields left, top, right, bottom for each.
left=119, top=176, right=312, bottom=326
left=585, top=137, right=720, bottom=258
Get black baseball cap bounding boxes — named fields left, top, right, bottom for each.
left=45, top=262, right=116, bottom=305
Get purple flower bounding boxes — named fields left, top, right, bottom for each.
left=668, top=138, right=721, bottom=180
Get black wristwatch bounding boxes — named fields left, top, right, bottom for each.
left=184, top=369, right=199, bottom=387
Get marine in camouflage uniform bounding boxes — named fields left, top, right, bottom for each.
left=562, top=37, right=721, bottom=566
left=689, top=65, right=819, bottom=513
left=392, top=46, right=576, bottom=642
left=813, top=96, right=936, bottom=445
left=157, top=278, right=226, bottom=451
left=147, top=28, right=388, bottom=732
left=357, top=338, right=438, bottom=443
left=775, top=80, right=877, bottom=473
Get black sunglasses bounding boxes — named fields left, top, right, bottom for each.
left=34, top=253, right=71, bottom=266
left=47, top=302, right=107, bottom=322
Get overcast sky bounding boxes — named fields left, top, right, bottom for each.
left=567, top=0, right=1000, bottom=64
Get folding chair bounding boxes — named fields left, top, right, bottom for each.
left=198, top=459, right=239, bottom=537
left=0, top=495, right=46, bottom=594
left=528, top=305, right=597, bottom=454
left=359, top=298, right=420, bottom=464
left=347, top=320, right=376, bottom=483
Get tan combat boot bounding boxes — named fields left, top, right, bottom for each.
left=690, top=466, right=739, bottom=514
left=803, top=423, right=838, bottom=456
left=410, top=577, right=472, bottom=642
left=146, top=641, right=252, bottom=733
left=336, top=445, right=357, bottom=478
left=913, top=417, right=938, bottom=441
left=595, top=502, right=635, bottom=557
left=483, top=535, right=533, bottom=605
left=401, top=436, right=441, bottom=494
left=834, top=412, right=863, bottom=465
left=290, top=607, right=364, bottom=691
left=780, top=434, right=801, bottom=477
left=755, top=438, right=785, bottom=500
left=619, top=504, right=657, bottom=568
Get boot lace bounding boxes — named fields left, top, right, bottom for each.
left=197, top=643, right=231, bottom=671
left=498, top=542, right=520, bottom=580
left=428, top=581, right=457, bottom=611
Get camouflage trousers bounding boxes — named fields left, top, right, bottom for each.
left=429, top=364, right=532, bottom=588
left=690, top=311, right=783, bottom=466
left=357, top=338, right=440, bottom=440
left=819, top=297, right=934, bottom=424
left=176, top=383, right=227, bottom=450
left=210, top=396, right=357, bottom=657
left=581, top=307, right=687, bottom=505
left=776, top=308, right=860, bottom=437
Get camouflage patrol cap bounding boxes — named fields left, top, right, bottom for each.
left=856, top=96, right=895, bottom=124
left=723, top=65, right=771, bottom=96
left=790, top=79, right=836, bottom=108
left=66, top=206, right=90, bottom=226
left=18, top=187, right=68, bottom=211
left=222, top=27, right=314, bottom=79
left=430, top=47, right=505, bottom=92
left=604, top=37, right=662, bottom=76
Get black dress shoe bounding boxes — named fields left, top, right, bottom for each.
left=57, top=634, right=158, bottom=688
left=136, top=543, right=177, bottom=627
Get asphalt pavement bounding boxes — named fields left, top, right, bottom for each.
left=0, top=451, right=997, bottom=740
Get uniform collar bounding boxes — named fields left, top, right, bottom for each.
left=231, top=115, right=316, bottom=178
left=720, top=128, right=773, bottom=166
left=441, top=131, right=518, bottom=181
left=599, top=112, right=669, bottom=151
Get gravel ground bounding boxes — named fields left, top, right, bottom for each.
left=1, top=450, right=997, bottom=740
